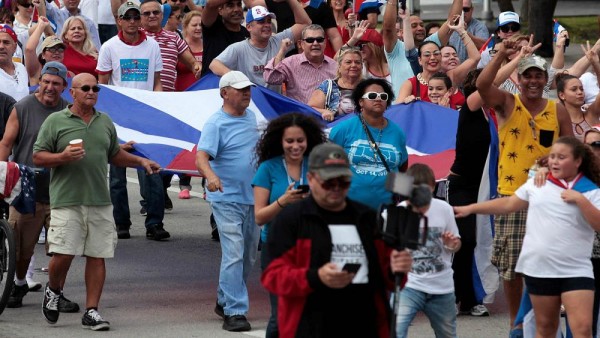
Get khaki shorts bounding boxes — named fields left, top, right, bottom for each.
left=492, top=202, right=527, bottom=281
left=8, top=203, right=51, bottom=263
left=48, top=205, right=117, bottom=258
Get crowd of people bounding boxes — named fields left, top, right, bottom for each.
left=1, top=0, right=600, bottom=336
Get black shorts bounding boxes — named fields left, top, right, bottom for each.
left=524, top=275, right=595, bottom=296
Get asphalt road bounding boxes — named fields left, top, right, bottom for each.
left=0, top=171, right=568, bottom=337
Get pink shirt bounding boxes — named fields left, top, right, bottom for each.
left=263, top=53, right=337, bottom=104
left=143, top=29, right=189, bottom=92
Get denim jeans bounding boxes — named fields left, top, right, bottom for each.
left=211, top=202, right=259, bottom=316
left=109, top=165, right=164, bottom=229
left=137, top=170, right=165, bottom=228
left=396, top=287, right=457, bottom=338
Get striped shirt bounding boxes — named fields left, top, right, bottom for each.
left=144, top=29, right=190, bottom=92
left=263, top=53, right=337, bottom=104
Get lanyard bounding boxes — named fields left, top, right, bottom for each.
left=282, top=158, right=304, bottom=186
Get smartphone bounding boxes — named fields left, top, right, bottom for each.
left=297, top=185, right=309, bottom=193
left=342, top=263, right=361, bottom=274
left=399, top=0, right=406, bottom=11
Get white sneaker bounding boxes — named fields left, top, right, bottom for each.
left=27, top=278, right=42, bottom=292
left=38, top=229, right=46, bottom=244
left=470, top=304, right=490, bottom=317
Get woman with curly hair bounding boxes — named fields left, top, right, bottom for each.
left=60, top=16, right=98, bottom=75
left=252, top=112, right=326, bottom=338
left=455, top=136, right=600, bottom=338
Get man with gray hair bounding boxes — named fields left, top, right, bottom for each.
left=263, top=24, right=336, bottom=103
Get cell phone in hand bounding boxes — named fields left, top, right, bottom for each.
left=342, top=263, right=361, bottom=274
left=297, top=185, right=309, bottom=193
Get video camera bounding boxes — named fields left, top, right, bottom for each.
left=377, top=172, right=432, bottom=251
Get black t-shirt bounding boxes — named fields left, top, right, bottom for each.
left=266, top=0, right=337, bottom=32
left=296, top=203, right=378, bottom=338
left=450, top=104, right=491, bottom=185
left=201, top=16, right=249, bottom=77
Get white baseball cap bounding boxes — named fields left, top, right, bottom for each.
left=219, top=71, right=255, bottom=89
left=246, top=6, right=276, bottom=24
left=497, top=11, right=520, bottom=27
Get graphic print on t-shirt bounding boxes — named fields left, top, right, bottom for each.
left=411, top=227, right=445, bottom=275
left=348, top=140, right=400, bottom=176
left=329, top=224, right=369, bottom=284
left=120, top=59, right=150, bottom=82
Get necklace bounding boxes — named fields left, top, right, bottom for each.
left=282, top=158, right=304, bottom=186
left=416, top=73, right=428, bottom=86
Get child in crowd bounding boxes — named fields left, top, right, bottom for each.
left=427, top=72, right=459, bottom=109
left=395, top=163, right=461, bottom=338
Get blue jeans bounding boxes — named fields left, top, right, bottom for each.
left=109, top=165, right=164, bottom=229
left=211, top=202, right=259, bottom=316
left=396, top=287, right=457, bottom=338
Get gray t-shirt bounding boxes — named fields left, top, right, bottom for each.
left=14, top=94, right=69, bottom=203
left=215, top=28, right=293, bottom=92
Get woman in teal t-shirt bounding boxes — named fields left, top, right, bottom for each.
left=251, top=113, right=326, bottom=338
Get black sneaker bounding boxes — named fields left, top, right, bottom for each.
left=223, top=315, right=251, bottom=332
left=140, top=206, right=147, bottom=216
left=7, top=283, right=29, bottom=308
left=164, top=194, right=173, bottom=212
left=82, top=308, right=110, bottom=331
left=59, top=293, right=80, bottom=313
left=42, top=283, right=60, bottom=324
left=117, top=225, right=130, bottom=239
left=146, top=224, right=170, bottom=241
left=210, top=214, right=219, bottom=242
left=214, top=301, right=225, bottom=319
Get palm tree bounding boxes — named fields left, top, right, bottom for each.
left=508, top=152, right=518, bottom=162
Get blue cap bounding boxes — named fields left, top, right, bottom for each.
left=246, top=6, right=276, bottom=24
left=41, top=61, right=68, bottom=83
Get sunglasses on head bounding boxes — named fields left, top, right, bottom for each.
left=318, top=177, right=351, bottom=190
left=499, top=23, right=520, bottom=33
left=462, top=6, right=471, bottom=12
left=73, top=85, right=101, bottom=93
left=121, top=14, right=141, bottom=21
left=141, top=10, right=161, bottom=16
left=303, top=37, right=325, bottom=44
left=362, top=92, right=389, bottom=101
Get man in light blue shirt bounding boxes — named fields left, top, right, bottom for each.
left=448, top=0, right=489, bottom=62
left=196, top=71, right=260, bottom=333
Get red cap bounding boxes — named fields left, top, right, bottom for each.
left=0, top=24, right=17, bottom=44
left=359, top=29, right=383, bottom=47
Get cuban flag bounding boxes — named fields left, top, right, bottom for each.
left=553, top=19, right=567, bottom=42
left=357, top=0, right=386, bottom=15
left=480, top=34, right=495, bottom=54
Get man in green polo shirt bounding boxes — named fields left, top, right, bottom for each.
left=33, top=72, right=160, bottom=331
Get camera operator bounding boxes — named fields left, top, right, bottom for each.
left=261, top=143, right=412, bottom=338
left=394, top=163, right=461, bottom=338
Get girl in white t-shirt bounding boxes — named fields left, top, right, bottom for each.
left=454, top=136, right=600, bottom=338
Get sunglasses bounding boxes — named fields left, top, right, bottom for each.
left=362, top=92, right=389, bottom=101
left=489, top=49, right=498, bottom=56
left=45, top=46, right=65, bottom=53
left=421, top=50, right=441, bottom=58
left=73, top=85, right=101, bottom=93
left=317, top=177, right=351, bottom=190
left=303, top=37, right=325, bottom=44
left=171, top=14, right=184, bottom=20
left=121, top=14, right=141, bottom=21
left=589, top=141, right=600, bottom=148
left=462, top=6, right=471, bottom=12
left=499, top=23, right=520, bottom=33
left=141, top=10, right=161, bottom=16
left=18, top=2, right=33, bottom=8
left=357, top=42, right=368, bottom=50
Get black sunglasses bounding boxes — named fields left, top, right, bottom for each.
left=121, top=14, right=141, bottom=21
left=499, top=23, right=520, bottom=33
left=462, top=6, right=471, bottom=12
left=317, top=177, right=351, bottom=190
left=141, top=10, right=161, bottom=16
left=589, top=141, right=600, bottom=148
left=303, top=37, right=325, bottom=44
left=73, top=85, right=101, bottom=93
left=18, top=2, right=33, bottom=8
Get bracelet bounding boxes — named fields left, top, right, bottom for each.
left=276, top=198, right=285, bottom=208
left=444, top=245, right=456, bottom=252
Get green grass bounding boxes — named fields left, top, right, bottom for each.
left=546, top=16, right=599, bottom=44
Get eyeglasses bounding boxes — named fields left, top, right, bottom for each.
left=317, top=177, right=351, bottom=190
left=121, top=15, right=141, bottom=21
left=302, top=37, right=325, bottom=44
left=73, top=85, right=101, bottom=93
left=171, top=14, right=184, bottom=20
left=462, top=6, right=471, bottom=12
left=141, top=10, right=161, bottom=16
left=589, top=141, right=600, bottom=148
left=45, top=46, right=65, bottom=53
left=362, top=92, right=389, bottom=101
left=18, top=2, right=33, bottom=8
left=499, top=23, right=520, bottom=33
left=421, top=50, right=441, bottom=58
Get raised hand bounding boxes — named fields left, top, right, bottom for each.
left=581, top=40, right=600, bottom=64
